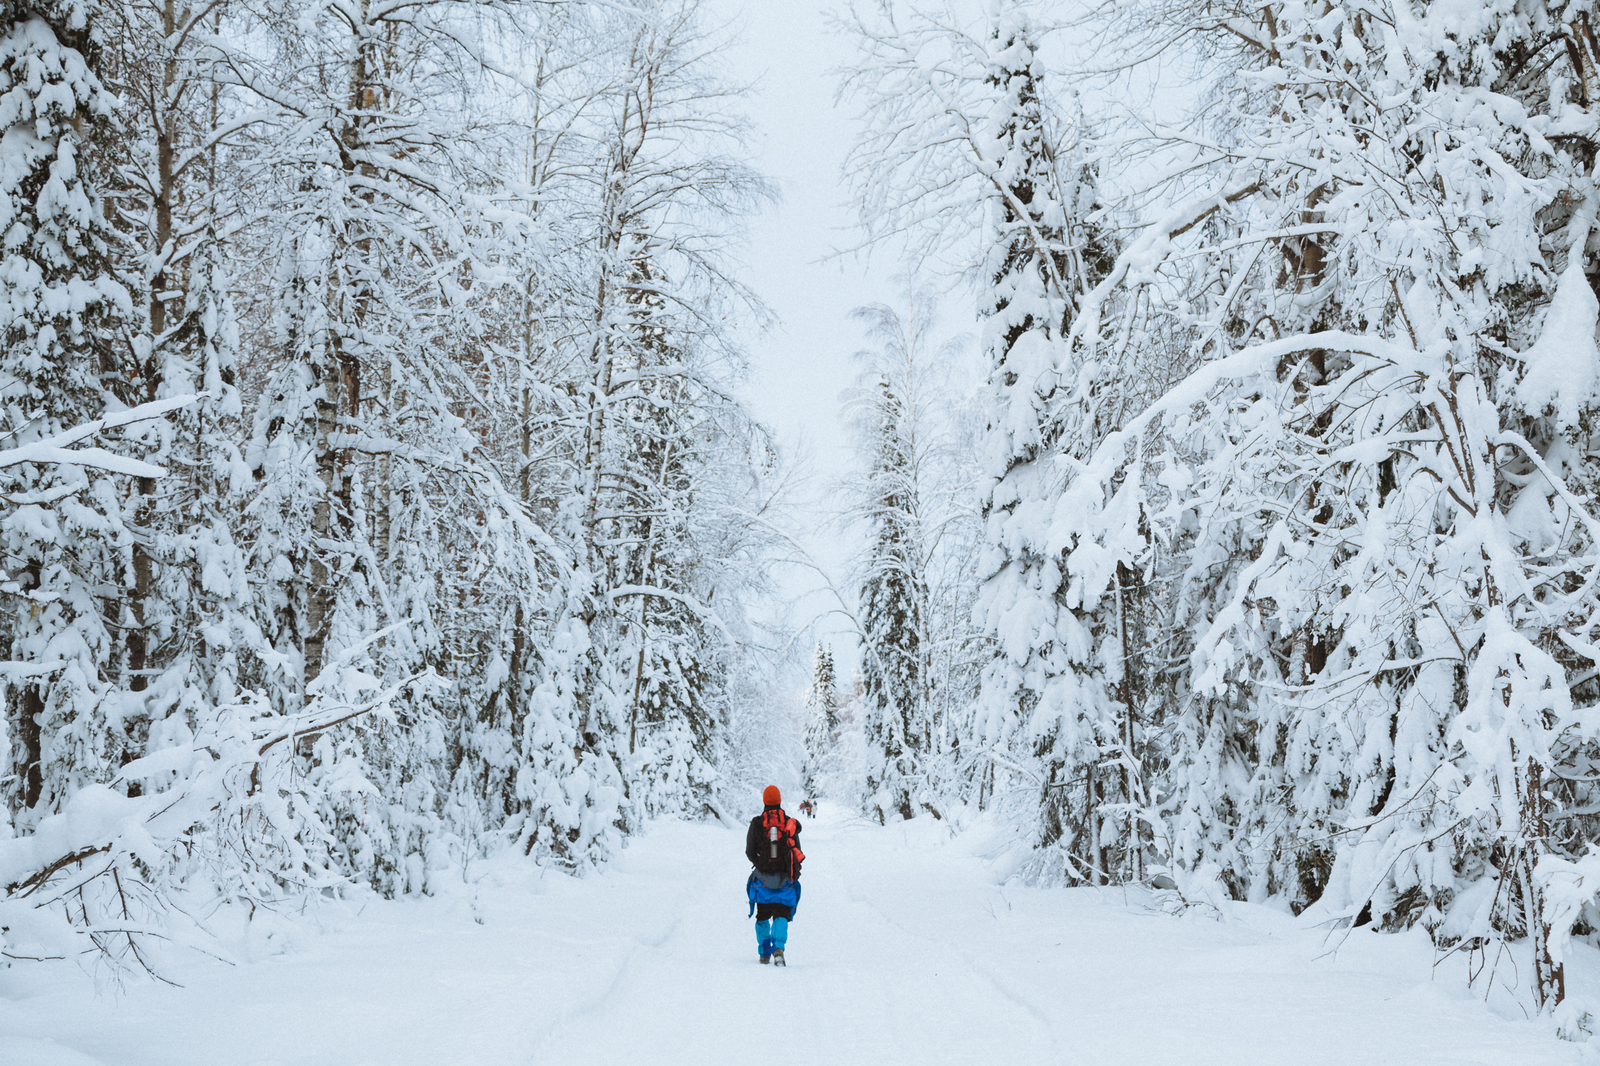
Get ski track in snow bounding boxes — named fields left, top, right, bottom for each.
left=1, top=804, right=1594, bottom=1065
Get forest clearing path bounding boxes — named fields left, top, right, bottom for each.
left=0, top=804, right=1588, bottom=1065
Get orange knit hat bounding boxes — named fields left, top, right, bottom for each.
left=762, top=785, right=781, bottom=807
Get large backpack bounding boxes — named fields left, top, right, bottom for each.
left=759, top=807, right=805, bottom=880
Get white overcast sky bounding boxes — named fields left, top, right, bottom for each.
left=708, top=0, right=994, bottom=681
left=709, top=0, right=904, bottom=674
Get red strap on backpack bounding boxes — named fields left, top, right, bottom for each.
left=761, top=808, right=804, bottom=879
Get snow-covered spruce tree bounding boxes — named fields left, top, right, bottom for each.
left=449, top=4, right=600, bottom=856
left=111, top=234, right=255, bottom=803
left=613, top=249, right=727, bottom=820
left=970, top=7, right=1126, bottom=881
left=801, top=643, right=840, bottom=795
left=0, top=0, right=132, bottom=823
left=840, top=0, right=1123, bottom=865
left=853, top=374, right=929, bottom=824
left=844, top=290, right=987, bottom=821
left=1050, top=0, right=1600, bottom=1009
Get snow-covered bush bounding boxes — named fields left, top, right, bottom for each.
left=1, top=663, right=426, bottom=974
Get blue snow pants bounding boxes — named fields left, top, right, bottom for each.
left=756, top=916, right=788, bottom=956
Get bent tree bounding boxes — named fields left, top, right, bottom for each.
left=1057, top=0, right=1600, bottom=1012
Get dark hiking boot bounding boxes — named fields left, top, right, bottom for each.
left=772, top=949, right=785, bottom=967
left=760, top=953, right=771, bottom=964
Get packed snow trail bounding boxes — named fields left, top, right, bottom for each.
left=1, top=805, right=1589, bottom=1065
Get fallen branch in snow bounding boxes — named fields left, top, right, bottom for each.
left=5, top=843, right=113, bottom=897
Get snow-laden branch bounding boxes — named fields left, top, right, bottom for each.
left=0, top=395, right=199, bottom=478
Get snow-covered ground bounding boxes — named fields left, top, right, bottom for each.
left=2, top=805, right=1591, bottom=1065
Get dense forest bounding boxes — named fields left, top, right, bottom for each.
left=0, top=0, right=793, bottom=971
left=812, top=0, right=1600, bottom=1018
left=7, top=0, right=1600, bottom=1022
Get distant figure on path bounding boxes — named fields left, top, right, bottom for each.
left=746, top=785, right=804, bottom=966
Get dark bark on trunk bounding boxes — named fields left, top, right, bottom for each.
left=18, top=561, right=44, bottom=809
left=306, top=19, right=377, bottom=692
left=19, top=685, right=44, bottom=810
left=126, top=0, right=182, bottom=709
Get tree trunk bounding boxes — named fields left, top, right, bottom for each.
left=307, top=8, right=380, bottom=692
left=125, top=0, right=183, bottom=706
left=1085, top=765, right=1101, bottom=886
left=1521, top=756, right=1565, bottom=1011
left=305, top=341, right=340, bottom=689
left=17, top=560, right=44, bottom=810
left=1114, top=564, right=1131, bottom=879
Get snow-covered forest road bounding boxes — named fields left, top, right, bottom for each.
left=2, top=807, right=1587, bottom=1065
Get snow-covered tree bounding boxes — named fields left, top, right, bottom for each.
left=514, top=0, right=771, bottom=862
left=969, top=5, right=1128, bottom=882
left=841, top=0, right=1119, bottom=868
left=842, top=289, right=988, bottom=822
left=855, top=373, right=928, bottom=823
left=0, top=0, right=132, bottom=821
left=801, top=643, right=840, bottom=795
left=90, top=0, right=263, bottom=813
left=1023, top=0, right=1600, bottom=1011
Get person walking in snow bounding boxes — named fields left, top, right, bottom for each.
left=746, top=785, right=804, bottom=966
